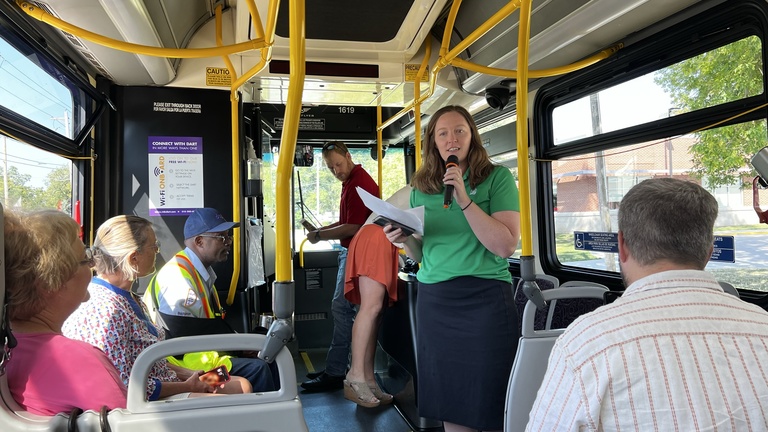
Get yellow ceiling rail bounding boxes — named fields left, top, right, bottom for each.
left=378, top=0, right=520, bottom=133
left=232, top=0, right=279, bottom=91
left=216, top=5, right=239, bottom=80
left=450, top=44, right=622, bottom=79
left=515, top=0, right=533, bottom=257
left=275, top=0, right=305, bottom=282
left=16, top=0, right=267, bottom=58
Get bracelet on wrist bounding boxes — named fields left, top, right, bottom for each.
left=315, top=231, right=321, bottom=241
left=461, top=200, right=473, bottom=211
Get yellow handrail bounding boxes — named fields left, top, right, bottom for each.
left=516, top=0, right=533, bottom=257
left=413, top=37, right=431, bottom=169
left=377, top=104, right=383, bottom=193
left=449, top=44, right=622, bottom=79
left=216, top=3, right=242, bottom=305
left=16, top=1, right=267, bottom=58
left=275, top=0, right=305, bottom=282
left=225, top=0, right=279, bottom=305
left=378, top=0, right=520, bottom=133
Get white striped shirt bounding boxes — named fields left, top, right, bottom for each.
left=526, top=270, right=768, bottom=432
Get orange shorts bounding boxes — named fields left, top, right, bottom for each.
left=344, top=224, right=400, bottom=305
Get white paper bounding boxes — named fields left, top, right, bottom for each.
left=357, top=187, right=424, bottom=235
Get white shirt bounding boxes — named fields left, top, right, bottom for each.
left=526, top=269, right=768, bottom=432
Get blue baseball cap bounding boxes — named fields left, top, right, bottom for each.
left=184, top=208, right=240, bottom=239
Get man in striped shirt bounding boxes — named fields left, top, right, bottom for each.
left=527, top=178, right=768, bottom=431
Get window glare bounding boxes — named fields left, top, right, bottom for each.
left=0, top=37, right=74, bottom=139
left=553, top=36, right=763, bottom=145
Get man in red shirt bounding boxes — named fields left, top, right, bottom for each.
left=301, top=141, right=379, bottom=391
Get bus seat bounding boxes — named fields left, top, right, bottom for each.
left=547, top=281, right=609, bottom=329
left=718, top=281, right=740, bottom=298
left=514, top=274, right=559, bottom=332
left=116, top=333, right=308, bottom=432
left=503, top=286, right=608, bottom=432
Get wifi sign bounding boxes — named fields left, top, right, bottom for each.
left=154, top=167, right=163, bottom=176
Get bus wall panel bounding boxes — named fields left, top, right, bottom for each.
left=115, top=86, right=237, bottom=302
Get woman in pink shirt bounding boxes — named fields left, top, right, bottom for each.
left=4, top=210, right=127, bottom=415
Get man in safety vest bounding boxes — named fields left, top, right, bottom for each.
left=144, top=207, right=278, bottom=392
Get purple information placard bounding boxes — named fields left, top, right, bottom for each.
left=147, top=136, right=204, bottom=216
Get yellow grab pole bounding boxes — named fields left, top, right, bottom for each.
left=449, top=44, right=622, bottom=79
left=516, top=0, right=533, bottom=256
left=215, top=3, right=242, bottom=305
left=377, top=105, right=383, bottom=195
left=413, top=38, right=431, bottom=169
left=275, top=0, right=305, bottom=281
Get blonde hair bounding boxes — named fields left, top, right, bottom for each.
left=5, top=210, right=80, bottom=320
left=92, top=215, right=153, bottom=281
left=411, top=105, right=494, bottom=194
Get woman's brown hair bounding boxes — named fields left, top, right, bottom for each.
left=410, top=105, right=494, bottom=194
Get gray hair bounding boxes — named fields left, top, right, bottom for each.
left=5, top=210, right=80, bottom=320
left=618, top=178, right=718, bottom=269
left=92, top=215, right=153, bottom=281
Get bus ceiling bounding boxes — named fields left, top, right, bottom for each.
left=14, top=0, right=706, bottom=114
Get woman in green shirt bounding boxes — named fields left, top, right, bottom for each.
left=384, top=105, right=520, bottom=432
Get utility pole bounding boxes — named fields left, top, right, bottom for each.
left=590, top=93, right=616, bottom=272
left=2, top=135, right=8, bottom=207
left=666, top=107, right=679, bottom=177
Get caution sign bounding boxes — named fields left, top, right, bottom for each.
left=405, top=64, right=429, bottom=82
left=206, top=67, right=232, bottom=87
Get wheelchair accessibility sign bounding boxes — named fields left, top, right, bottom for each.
left=574, top=232, right=735, bottom=263
left=574, top=232, right=619, bottom=253
left=711, top=236, right=735, bottom=263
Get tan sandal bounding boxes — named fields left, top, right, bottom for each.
left=343, top=379, right=380, bottom=408
left=368, top=382, right=393, bottom=405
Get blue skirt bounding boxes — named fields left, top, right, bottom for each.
left=416, top=276, right=518, bottom=430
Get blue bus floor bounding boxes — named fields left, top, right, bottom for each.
left=294, top=348, right=416, bottom=432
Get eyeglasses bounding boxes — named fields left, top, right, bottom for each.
left=80, top=247, right=95, bottom=267
left=322, top=143, right=337, bottom=151
left=199, top=233, right=233, bottom=243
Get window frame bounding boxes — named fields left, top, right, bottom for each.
left=0, top=5, right=107, bottom=156
left=533, top=0, right=768, bottom=289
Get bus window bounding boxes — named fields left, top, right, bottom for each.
left=548, top=32, right=768, bottom=292
left=552, top=36, right=763, bottom=145
left=262, top=145, right=406, bottom=251
left=0, top=132, right=73, bottom=213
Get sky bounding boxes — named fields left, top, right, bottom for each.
left=1, top=36, right=73, bottom=188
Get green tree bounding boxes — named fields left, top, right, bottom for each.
left=654, top=36, right=764, bottom=188
left=40, top=166, right=72, bottom=214
left=0, top=166, right=40, bottom=210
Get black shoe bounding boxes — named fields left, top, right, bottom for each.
left=301, top=372, right=344, bottom=391
left=306, top=369, right=324, bottom=380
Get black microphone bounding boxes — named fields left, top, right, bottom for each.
left=443, top=155, right=459, bottom=208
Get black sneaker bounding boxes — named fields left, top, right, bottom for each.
left=300, top=372, right=344, bottom=391
left=306, top=369, right=324, bottom=380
